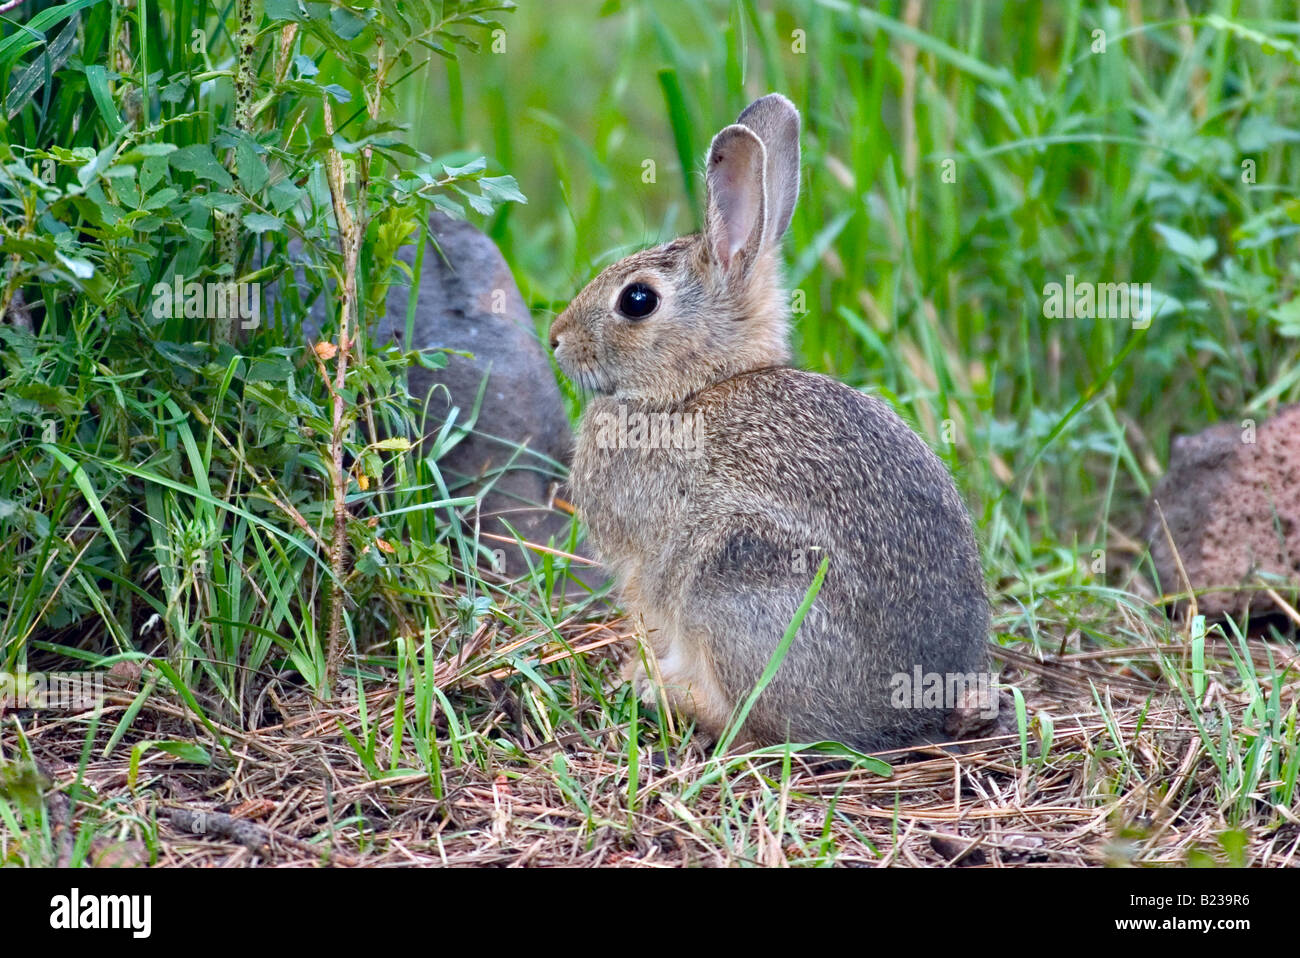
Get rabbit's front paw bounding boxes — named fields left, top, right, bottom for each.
left=623, top=658, right=657, bottom=705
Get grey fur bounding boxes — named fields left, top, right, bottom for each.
left=549, top=95, right=989, bottom=750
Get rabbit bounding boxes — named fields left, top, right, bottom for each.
left=548, top=93, right=991, bottom=751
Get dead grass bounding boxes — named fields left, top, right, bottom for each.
left=4, top=609, right=1298, bottom=868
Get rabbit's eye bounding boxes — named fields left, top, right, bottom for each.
left=617, top=282, right=659, bottom=320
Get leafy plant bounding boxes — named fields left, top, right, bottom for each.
left=0, top=0, right=523, bottom=706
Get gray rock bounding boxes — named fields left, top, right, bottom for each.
left=379, top=213, right=577, bottom=576
left=267, top=213, right=583, bottom=579
left=1144, top=405, right=1300, bottom=619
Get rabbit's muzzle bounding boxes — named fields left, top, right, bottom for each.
left=549, top=312, right=609, bottom=393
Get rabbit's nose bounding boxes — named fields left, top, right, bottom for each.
left=549, top=329, right=561, bottom=350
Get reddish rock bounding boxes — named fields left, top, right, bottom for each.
left=1144, top=405, right=1300, bottom=619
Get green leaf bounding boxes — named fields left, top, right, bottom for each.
left=128, top=740, right=212, bottom=787
left=414, top=348, right=450, bottom=370
left=1237, top=116, right=1300, bottom=153
left=1270, top=297, right=1300, bottom=337
left=1154, top=223, right=1216, bottom=264
left=478, top=174, right=527, bottom=205
left=236, top=140, right=270, bottom=193
left=153, top=741, right=212, bottom=763
left=242, top=212, right=283, bottom=234
left=169, top=144, right=234, bottom=188
left=265, top=0, right=313, bottom=21
left=143, top=186, right=179, bottom=210
left=152, top=340, right=209, bottom=370
left=75, top=140, right=117, bottom=187
left=241, top=354, right=295, bottom=382
left=120, top=143, right=179, bottom=161
left=442, top=156, right=486, bottom=179
left=267, top=178, right=305, bottom=212
left=4, top=13, right=79, bottom=119
left=429, top=194, right=465, bottom=218
left=331, top=6, right=370, bottom=39
left=460, top=188, right=493, bottom=215
left=83, top=64, right=125, bottom=136
left=1036, top=711, right=1055, bottom=765
left=8, top=381, right=79, bottom=414
left=656, top=67, right=699, bottom=220
left=41, top=444, right=126, bottom=561
left=196, top=191, right=243, bottom=211
left=54, top=251, right=93, bottom=279
left=1190, top=614, right=1207, bottom=703
left=139, top=154, right=169, bottom=193
left=1011, top=686, right=1028, bottom=766
left=0, top=0, right=103, bottom=71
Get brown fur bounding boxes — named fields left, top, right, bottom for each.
left=549, top=95, right=990, bottom=750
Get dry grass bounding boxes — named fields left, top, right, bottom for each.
left=5, top=607, right=1298, bottom=868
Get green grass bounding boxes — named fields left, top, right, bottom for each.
left=1, top=0, right=1298, bottom=867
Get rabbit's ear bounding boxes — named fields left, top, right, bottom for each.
left=736, top=93, right=801, bottom=243
left=704, top=123, right=768, bottom=275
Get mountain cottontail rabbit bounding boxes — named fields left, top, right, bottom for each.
left=549, top=94, right=990, bottom=751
